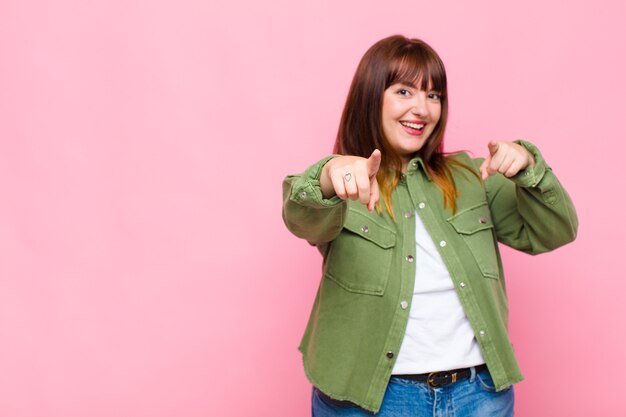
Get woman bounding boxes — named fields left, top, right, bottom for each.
left=282, top=35, right=577, bottom=416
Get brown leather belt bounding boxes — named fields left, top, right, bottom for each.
left=396, top=364, right=488, bottom=388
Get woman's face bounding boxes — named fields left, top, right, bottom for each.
left=381, top=81, right=442, bottom=169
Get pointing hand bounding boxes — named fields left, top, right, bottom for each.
left=321, top=149, right=382, bottom=211
left=480, top=141, right=535, bottom=181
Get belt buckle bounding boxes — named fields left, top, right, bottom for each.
left=427, top=371, right=457, bottom=388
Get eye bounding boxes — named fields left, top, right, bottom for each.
left=397, top=88, right=412, bottom=96
left=428, top=92, right=442, bottom=100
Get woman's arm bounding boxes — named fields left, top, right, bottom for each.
left=282, top=156, right=348, bottom=245
left=282, top=151, right=381, bottom=245
left=478, top=140, right=578, bottom=254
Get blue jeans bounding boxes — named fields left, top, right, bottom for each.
left=312, top=367, right=514, bottom=417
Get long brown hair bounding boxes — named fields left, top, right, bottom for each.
left=334, top=35, right=474, bottom=217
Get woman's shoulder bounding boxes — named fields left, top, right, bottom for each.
left=444, top=151, right=482, bottom=175
left=445, top=150, right=479, bottom=163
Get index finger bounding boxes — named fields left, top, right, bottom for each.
left=366, top=149, right=382, bottom=178
left=487, top=141, right=499, bottom=156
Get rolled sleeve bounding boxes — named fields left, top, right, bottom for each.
left=508, top=140, right=548, bottom=188
left=288, top=155, right=344, bottom=208
left=283, top=155, right=347, bottom=244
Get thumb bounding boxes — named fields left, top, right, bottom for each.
left=480, top=157, right=491, bottom=181
left=367, top=177, right=380, bottom=212
left=487, top=140, right=499, bottom=156
left=367, top=149, right=382, bottom=178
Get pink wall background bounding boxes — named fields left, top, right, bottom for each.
left=1, top=0, right=624, bottom=416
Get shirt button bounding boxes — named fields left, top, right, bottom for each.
left=412, top=160, right=418, bottom=167
left=400, top=301, right=408, bottom=310
left=361, top=225, right=369, bottom=233
left=479, top=330, right=486, bottom=337
left=418, top=202, right=426, bottom=209
left=386, top=351, right=394, bottom=359
left=404, top=211, right=413, bottom=219
left=406, top=255, right=414, bottom=263
left=479, top=217, right=487, bottom=224
left=460, top=282, right=466, bottom=288
left=300, top=191, right=307, bottom=199
left=439, top=240, right=446, bottom=247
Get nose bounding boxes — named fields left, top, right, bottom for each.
left=410, top=92, right=429, bottom=117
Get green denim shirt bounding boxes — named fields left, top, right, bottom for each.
left=282, top=141, right=578, bottom=413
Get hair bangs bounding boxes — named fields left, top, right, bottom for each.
left=387, top=45, right=446, bottom=93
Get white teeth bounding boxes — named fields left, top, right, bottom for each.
left=401, top=122, right=424, bottom=130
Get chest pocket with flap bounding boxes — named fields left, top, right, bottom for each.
left=447, top=202, right=500, bottom=279
left=324, top=209, right=396, bottom=295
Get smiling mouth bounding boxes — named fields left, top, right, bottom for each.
left=400, top=121, right=425, bottom=132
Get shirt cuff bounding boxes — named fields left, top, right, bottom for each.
left=509, top=140, right=548, bottom=188
left=290, top=155, right=344, bottom=207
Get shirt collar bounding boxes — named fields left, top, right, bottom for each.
left=405, top=156, right=432, bottom=181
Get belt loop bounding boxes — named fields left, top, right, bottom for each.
left=469, top=366, right=476, bottom=383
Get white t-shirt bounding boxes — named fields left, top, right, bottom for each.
left=391, top=210, right=485, bottom=374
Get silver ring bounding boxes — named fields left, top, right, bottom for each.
left=344, top=172, right=352, bottom=182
